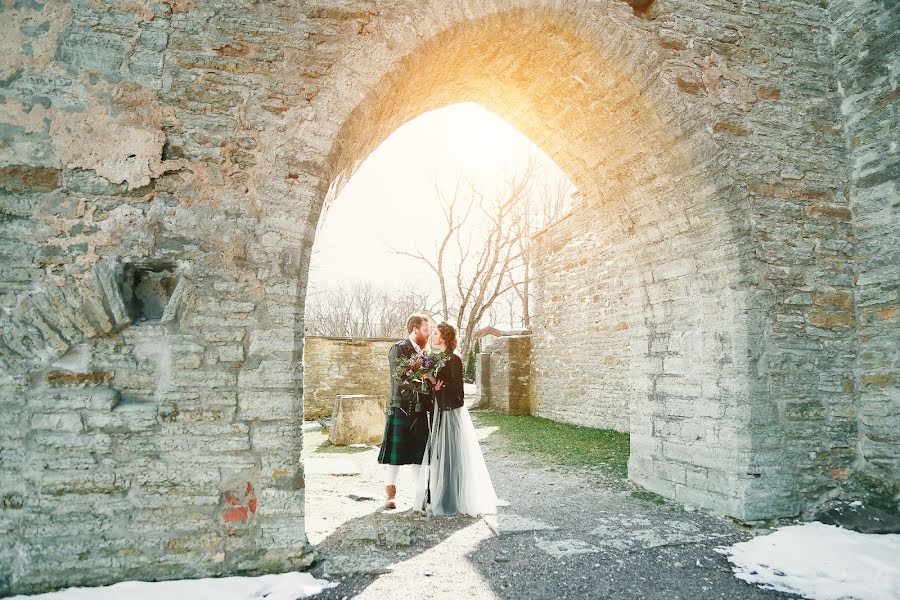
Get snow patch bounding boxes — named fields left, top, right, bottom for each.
left=8, top=572, right=337, bottom=600
left=717, top=522, right=900, bottom=600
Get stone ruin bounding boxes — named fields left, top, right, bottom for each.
left=1, top=0, right=897, bottom=594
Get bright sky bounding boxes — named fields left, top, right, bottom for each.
left=308, top=102, right=573, bottom=300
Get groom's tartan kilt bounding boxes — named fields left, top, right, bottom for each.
left=379, top=339, right=433, bottom=465
left=378, top=401, right=431, bottom=465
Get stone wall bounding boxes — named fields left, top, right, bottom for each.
left=478, top=333, right=532, bottom=416
left=0, top=0, right=896, bottom=593
left=531, top=212, right=631, bottom=434
left=528, top=0, right=899, bottom=518
left=302, top=337, right=395, bottom=421
left=827, top=0, right=900, bottom=508
left=1, top=1, right=316, bottom=594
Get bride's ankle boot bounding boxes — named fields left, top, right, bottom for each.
left=385, top=485, right=397, bottom=509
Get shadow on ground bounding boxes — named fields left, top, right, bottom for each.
left=308, top=507, right=481, bottom=598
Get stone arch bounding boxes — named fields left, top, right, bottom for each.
left=276, top=3, right=770, bottom=518
left=6, top=0, right=887, bottom=593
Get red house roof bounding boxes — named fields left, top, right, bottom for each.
left=473, top=326, right=502, bottom=338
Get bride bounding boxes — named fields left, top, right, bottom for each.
left=415, top=322, right=497, bottom=516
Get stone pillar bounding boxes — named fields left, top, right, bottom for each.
left=482, top=331, right=532, bottom=416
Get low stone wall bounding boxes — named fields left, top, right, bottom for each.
left=476, top=332, right=532, bottom=416
left=302, top=337, right=396, bottom=421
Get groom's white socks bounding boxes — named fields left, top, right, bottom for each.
left=384, top=464, right=421, bottom=486
left=385, top=464, right=401, bottom=486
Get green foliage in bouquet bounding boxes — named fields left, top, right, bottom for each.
left=394, top=351, right=450, bottom=392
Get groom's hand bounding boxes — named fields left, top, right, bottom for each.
left=434, top=380, right=445, bottom=391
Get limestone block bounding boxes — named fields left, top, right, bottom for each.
left=329, top=395, right=387, bottom=446
left=238, top=358, right=294, bottom=389
left=238, top=390, right=298, bottom=421
left=481, top=333, right=532, bottom=416
left=217, top=344, right=245, bottom=363
left=30, top=386, right=120, bottom=411
left=30, top=413, right=83, bottom=432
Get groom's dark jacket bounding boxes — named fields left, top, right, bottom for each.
left=388, top=338, right=434, bottom=415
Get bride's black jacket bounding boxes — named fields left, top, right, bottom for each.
left=435, top=353, right=465, bottom=411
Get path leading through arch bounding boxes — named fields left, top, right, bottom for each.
left=303, top=413, right=791, bottom=600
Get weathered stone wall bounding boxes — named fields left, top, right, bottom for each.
left=1, top=0, right=315, bottom=594
left=827, top=0, right=900, bottom=509
left=480, top=333, right=532, bottom=416
left=0, top=0, right=896, bottom=593
left=528, top=0, right=886, bottom=519
left=531, top=212, right=631, bottom=434
left=302, top=337, right=395, bottom=421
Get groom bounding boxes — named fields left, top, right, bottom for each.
left=377, top=313, right=438, bottom=509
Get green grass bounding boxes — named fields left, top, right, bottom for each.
left=630, top=489, right=668, bottom=505
left=474, top=412, right=630, bottom=479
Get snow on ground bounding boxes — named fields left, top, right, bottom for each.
left=717, top=521, right=900, bottom=600
left=9, top=572, right=337, bottom=600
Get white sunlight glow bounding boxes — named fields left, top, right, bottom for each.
left=309, top=102, right=573, bottom=293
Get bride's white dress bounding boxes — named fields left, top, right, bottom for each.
left=414, top=404, right=497, bottom=516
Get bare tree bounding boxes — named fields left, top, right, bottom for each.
left=395, top=163, right=572, bottom=354
left=511, top=175, right=574, bottom=328
left=304, top=282, right=435, bottom=338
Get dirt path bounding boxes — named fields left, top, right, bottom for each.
left=304, top=416, right=798, bottom=599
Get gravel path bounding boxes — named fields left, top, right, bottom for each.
left=305, top=416, right=799, bottom=600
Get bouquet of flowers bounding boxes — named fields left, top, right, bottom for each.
left=393, top=352, right=450, bottom=393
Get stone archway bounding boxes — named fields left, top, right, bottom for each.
left=3, top=0, right=884, bottom=594
left=280, top=6, right=767, bottom=520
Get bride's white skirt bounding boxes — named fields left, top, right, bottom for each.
left=415, top=406, right=497, bottom=516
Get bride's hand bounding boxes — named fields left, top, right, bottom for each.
left=434, top=380, right=445, bottom=391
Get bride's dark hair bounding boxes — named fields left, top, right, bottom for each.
left=437, top=322, right=457, bottom=352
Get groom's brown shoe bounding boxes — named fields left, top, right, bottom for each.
left=385, top=485, right=397, bottom=509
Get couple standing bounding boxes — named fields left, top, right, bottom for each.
left=377, top=314, right=497, bottom=516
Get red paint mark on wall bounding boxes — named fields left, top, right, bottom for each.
left=224, top=507, right=248, bottom=522
left=222, top=481, right=258, bottom=522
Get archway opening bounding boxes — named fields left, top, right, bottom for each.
left=288, top=6, right=761, bottom=527
left=302, top=101, right=580, bottom=543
